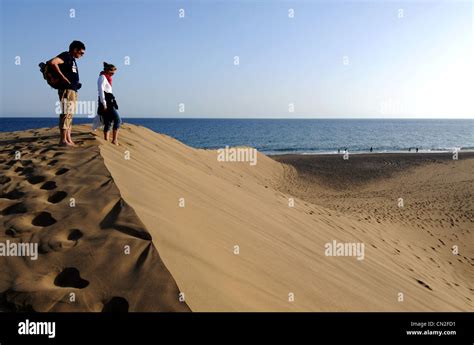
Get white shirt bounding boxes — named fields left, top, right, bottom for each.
left=98, top=74, right=112, bottom=108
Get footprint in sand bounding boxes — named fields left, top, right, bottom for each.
left=68, top=229, right=83, bottom=241
left=32, top=212, right=57, bottom=227
left=102, top=297, right=129, bottom=312
left=416, top=279, right=433, bottom=291
left=47, top=159, right=58, bottom=166
left=39, top=148, right=54, bottom=154
left=55, top=168, right=69, bottom=176
left=5, top=227, right=19, bottom=237
left=0, top=176, right=11, bottom=184
left=20, top=160, right=33, bottom=166
left=0, top=189, right=25, bottom=200
left=41, top=229, right=84, bottom=253
left=40, top=181, right=57, bottom=190
left=27, top=145, right=39, bottom=153
left=54, top=268, right=89, bottom=289
left=3, top=163, right=13, bottom=171
left=19, top=167, right=34, bottom=176
left=27, top=175, right=46, bottom=185
left=2, top=202, right=28, bottom=215
left=47, top=191, right=68, bottom=204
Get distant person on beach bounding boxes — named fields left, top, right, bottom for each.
left=409, top=148, right=411, bottom=152
left=98, top=62, right=121, bottom=145
left=416, top=147, right=419, bottom=153
left=370, top=147, right=373, bottom=152
left=48, top=41, right=85, bottom=146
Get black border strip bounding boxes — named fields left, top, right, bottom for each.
left=0, top=312, right=472, bottom=345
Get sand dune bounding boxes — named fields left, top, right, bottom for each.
left=99, top=125, right=472, bottom=311
left=1, top=124, right=472, bottom=311
left=0, top=126, right=189, bottom=311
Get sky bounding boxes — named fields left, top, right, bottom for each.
left=0, top=0, right=473, bottom=118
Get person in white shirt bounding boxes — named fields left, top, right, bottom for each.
left=97, top=62, right=121, bottom=145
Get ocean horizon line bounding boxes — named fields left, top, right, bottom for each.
left=1, top=117, right=472, bottom=155
left=1, top=116, right=474, bottom=120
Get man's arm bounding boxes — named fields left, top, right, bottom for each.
left=48, top=57, right=71, bottom=84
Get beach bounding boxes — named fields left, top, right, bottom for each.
left=274, top=152, right=474, bottom=231
left=1, top=124, right=472, bottom=311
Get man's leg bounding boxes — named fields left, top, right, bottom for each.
left=66, top=128, right=74, bottom=145
left=59, top=116, right=73, bottom=146
left=66, top=123, right=74, bottom=145
left=58, top=90, right=71, bottom=146
left=65, top=90, right=77, bottom=145
left=59, top=127, right=68, bottom=145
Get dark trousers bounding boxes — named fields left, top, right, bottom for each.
left=102, top=107, right=121, bottom=132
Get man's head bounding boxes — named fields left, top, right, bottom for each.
left=69, top=40, right=86, bottom=59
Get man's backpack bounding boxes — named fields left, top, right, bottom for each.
left=39, top=61, right=61, bottom=89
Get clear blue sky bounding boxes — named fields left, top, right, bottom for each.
left=0, top=0, right=473, bottom=118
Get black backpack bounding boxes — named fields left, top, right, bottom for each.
left=38, top=61, right=61, bottom=89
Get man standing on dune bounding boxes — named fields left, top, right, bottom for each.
left=48, top=41, right=85, bottom=146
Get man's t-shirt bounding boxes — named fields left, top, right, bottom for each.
left=57, top=51, right=80, bottom=91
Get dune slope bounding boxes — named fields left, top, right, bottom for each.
left=100, top=124, right=473, bottom=311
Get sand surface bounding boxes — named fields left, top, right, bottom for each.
left=100, top=125, right=473, bottom=311
left=0, top=126, right=189, bottom=311
left=1, top=124, right=472, bottom=311
left=274, top=153, right=474, bottom=231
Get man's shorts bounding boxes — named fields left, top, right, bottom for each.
left=58, top=89, right=77, bottom=130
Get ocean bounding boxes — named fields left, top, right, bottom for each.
left=1, top=118, right=473, bottom=155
